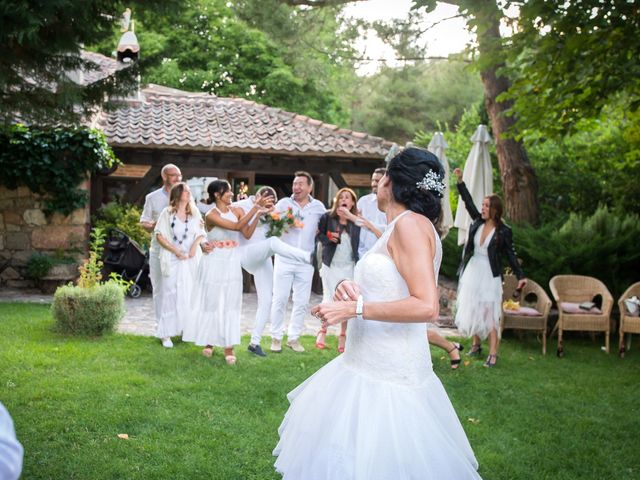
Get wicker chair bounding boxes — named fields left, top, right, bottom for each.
left=549, top=275, right=613, bottom=356
left=501, top=275, right=551, bottom=354
left=618, top=282, right=640, bottom=358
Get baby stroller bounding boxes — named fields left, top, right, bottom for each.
left=103, top=229, right=149, bottom=298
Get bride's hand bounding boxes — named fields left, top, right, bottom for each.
left=311, top=301, right=356, bottom=326
left=333, top=280, right=360, bottom=302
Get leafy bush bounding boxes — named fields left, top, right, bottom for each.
left=51, top=228, right=130, bottom=336
left=440, top=233, right=463, bottom=280
left=27, top=253, right=77, bottom=280
left=93, top=202, right=150, bottom=251
left=26, top=253, right=55, bottom=280
left=51, top=282, right=125, bottom=335
left=513, top=207, right=640, bottom=298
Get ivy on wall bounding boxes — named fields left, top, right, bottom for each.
left=0, top=124, right=119, bottom=216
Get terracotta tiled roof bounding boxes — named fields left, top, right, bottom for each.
left=97, top=84, right=392, bottom=158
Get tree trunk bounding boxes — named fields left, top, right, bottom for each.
left=469, top=1, right=539, bottom=224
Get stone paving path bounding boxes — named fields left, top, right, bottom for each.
left=0, top=288, right=459, bottom=338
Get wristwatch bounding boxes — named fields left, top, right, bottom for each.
left=356, top=295, right=364, bottom=321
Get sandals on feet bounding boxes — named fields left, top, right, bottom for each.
left=337, top=333, right=346, bottom=353
left=483, top=354, right=498, bottom=368
left=316, top=328, right=327, bottom=350
left=202, top=346, right=214, bottom=358
left=225, top=355, right=237, bottom=365
left=447, top=343, right=464, bottom=369
left=467, top=344, right=482, bottom=357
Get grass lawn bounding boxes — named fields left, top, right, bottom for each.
left=1, top=303, right=639, bottom=479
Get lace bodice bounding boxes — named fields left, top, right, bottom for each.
left=345, top=211, right=442, bottom=385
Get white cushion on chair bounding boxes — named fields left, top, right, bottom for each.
left=560, top=302, right=602, bottom=315
left=504, top=306, right=542, bottom=316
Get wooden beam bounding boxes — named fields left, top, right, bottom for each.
left=329, top=171, right=347, bottom=189
left=122, top=164, right=162, bottom=205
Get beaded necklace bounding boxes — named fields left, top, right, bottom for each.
left=170, top=211, right=190, bottom=245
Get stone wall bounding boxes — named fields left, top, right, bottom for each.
left=0, top=184, right=90, bottom=288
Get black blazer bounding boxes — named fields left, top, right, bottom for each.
left=316, top=212, right=360, bottom=267
left=457, top=181, right=525, bottom=280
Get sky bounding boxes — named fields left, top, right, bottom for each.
left=343, top=0, right=474, bottom=75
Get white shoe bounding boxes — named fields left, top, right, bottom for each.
left=286, top=339, right=305, bottom=353
left=161, top=337, right=173, bottom=348
left=270, top=338, right=282, bottom=353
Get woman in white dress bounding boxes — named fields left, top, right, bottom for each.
left=182, top=180, right=271, bottom=365
left=452, top=168, right=527, bottom=367
left=315, top=188, right=361, bottom=353
left=274, top=148, right=481, bottom=479
left=153, top=183, right=205, bottom=348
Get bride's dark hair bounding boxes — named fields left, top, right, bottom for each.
left=386, top=147, right=444, bottom=224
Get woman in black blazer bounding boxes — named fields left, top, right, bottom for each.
left=315, top=188, right=361, bottom=353
left=453, top=168, right=527, bottom=367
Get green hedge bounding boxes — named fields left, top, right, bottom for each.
left=513, top=207, right=640, bottom=299
left=93, top=202, right=150, bottom=250
left=51, top=282, right=125, bottom=336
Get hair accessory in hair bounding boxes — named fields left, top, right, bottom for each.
left=416, top=170, right=445, bottom=197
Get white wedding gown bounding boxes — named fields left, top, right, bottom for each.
left=273, top=211, right=481, bottom=479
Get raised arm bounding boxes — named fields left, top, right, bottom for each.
left=453, top=168, right=481, bottom=221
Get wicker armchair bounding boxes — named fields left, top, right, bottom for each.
left=618, top=282, right=640, bottom=358
left=501, top=275, right=551, bottom=354
left=549, top=275, right=613, bottom=356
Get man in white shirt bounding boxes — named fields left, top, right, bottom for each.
left=356, top=167, right=387, bottom=260
left=270, top=172, right=326, bottom=353
left=139, top=164, right=183, bottom=348
left=233, top=187, right=312, bottom=357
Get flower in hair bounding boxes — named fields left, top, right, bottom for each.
left=416, top=170, right=445, bottom=197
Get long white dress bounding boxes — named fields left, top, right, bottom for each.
left=182, top=207, right=242, bottom=347
left=273, top=211, right=480, bottom=480
left=154, top=209, right=203, bottom=339
left=454, top=227, right=502, bottom=339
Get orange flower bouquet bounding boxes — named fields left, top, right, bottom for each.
left=260, top=208, right=304, bottom=237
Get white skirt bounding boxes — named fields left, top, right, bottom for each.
left=273, top=355, right=481, bottom=479
left=182, top=248, right=242, bottom=347
left=155, top=255, right=199, bottom=339
left=454, top=253, right=502, bottom=339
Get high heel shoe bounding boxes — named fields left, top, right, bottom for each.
left=316, top=328, right=327, bottom=349
left=467, top=344, right=482, bottom=357
left=337, top=333, right=346, bottom=353
left=483, top=354, right=498, bottom=368
left=447, top=343, right=464, bottom=369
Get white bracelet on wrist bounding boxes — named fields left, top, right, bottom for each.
left=356, top=295, right=364, bottom=321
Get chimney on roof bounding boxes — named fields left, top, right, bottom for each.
left=117, top=9, right=139, bottom=63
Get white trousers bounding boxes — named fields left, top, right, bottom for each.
left=270, top=256, right=314, bottom=341
left=148, top=253, right=164, bottom=335
left=240, top=237, right=310, bottom=345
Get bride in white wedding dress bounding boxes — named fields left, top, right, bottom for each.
left=273, top=148, right=481, bottom=479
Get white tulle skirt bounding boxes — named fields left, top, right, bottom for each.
left=455, top=252, right=502, bottom=339
left=273, top=356, right=481, bottom=480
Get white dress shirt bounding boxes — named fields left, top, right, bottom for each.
left=275, top=195, right=326, bottom=257
left=140, top=187, right=170, bottom=256
left=357, top=193, right=387, bottom=259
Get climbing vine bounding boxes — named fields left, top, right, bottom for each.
left=0, top=124, right=119, bottom=216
